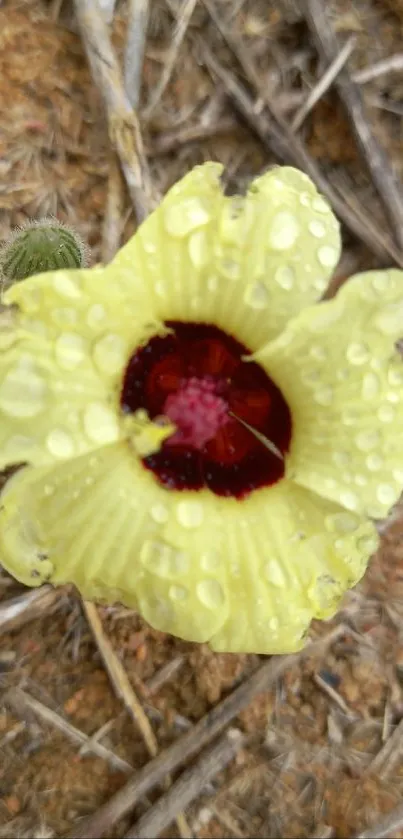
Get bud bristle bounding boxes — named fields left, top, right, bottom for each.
left=0, top=219, right=89, bottom=288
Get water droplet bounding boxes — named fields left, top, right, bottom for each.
left=163, top=197, right=211, bottom=237
left=393, top=468, right=403, bottom=483
left=388, top=367, right=403, bottom=387
left=267, top=616, right=279, bottom=631
left=332, top=451, right=350, bottom=467
left=366, top=453, right=384, bottom=471
left=201, top=551, right=222, bottom=572
left=325, top=512, right=359, bottom=533
left=317, top=245, right=338, bottom=268
left=87, top=303, right=107, bottom=329
left=244, top=281, right=269, bottom=309
left=55, top=332, right=86, bottom=370
left=342, top=408, right=360, bottom=426
left=346, top=342, right=370, bottom=365
left=355, top=429, right=381, bottom=451
left=218, top=257, right=241, bottom=281
left=375, top=303, right=403, bottom=335
left=155, top=280, right=165, bottom=297
left=354, top=474, right=368, bottom=486
left=340, top=490, right=359, bottom=511
left=176, top=500, right=204, bottom=529
left=53, top=273, right=81, bottom=298
left=371, top=272, right=390, bottom=292
left=141, top=540, right=177, bottom=578
left=151, top=503, right=169, bottom=524
left=264, top=560, right=286, bottom=587
left=309, top=345, right=327, bottom=361
left=309, top=220, right=326, bottom=238
left=312, top=196, right=330, bottom=213
left=197, top=579, right=225, bottom=609
left=314, top=385, right=333, bottom=406
left=274, top=265, right=295, bottom=290
left=43, top=484, right=54, bottom=496
left=52, top=307, right=78, bottom=326
left=313, top=276, right=328, bottom=292
left=0, top=363, right=47, bottom=417
left=300, top=192, right=311, bottom=207
left=188, top=230, right=208, bottom=268
left=143, top=240, right=157, bottom=254
left=83, top=402, right=120, bottom=444
left=377, top=484, right=396, bottom=506
left=378, top=404, right=395, bottom=423
left=207, top=275, right=218, bottom=292
left=362, top=372, right=380, bottom=399
left=169, top=584, right=189, bottom=601
left=46, top=429, right=75, bottom=459
left=93, top=333, right=127, bottom=375
left=309, top=304, right=343, bottom=331
left=357, top=534, right=378, bottom=554
left=268, top=211, right=300, bottom=250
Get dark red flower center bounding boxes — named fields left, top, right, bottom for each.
left=120, top=322, right=292, bottom=499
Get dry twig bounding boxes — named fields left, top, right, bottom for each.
left=124, top=0, right=150, bottom=109
left=4, top=687, right=132, bottom=773
left=353, top=53, right=403, bottom=85
left=149, top=115, right=237, bottom=155
left=0, top=585, right=68, bottom=636
left=73, top=0, right=153, bottom=223
left=292, top=35, right=356, bottom=131
left=144, top=655, right=185, bottom=696
left=101, top=152, right=125, bottom=263
left=67, top=628, right=343, bottom=839
left=82, top=601, right=191, bottom=838
left=144, top=0, right=198, bottom=119
left=301, top=0, right=403, bottom=251
left=125, top=730, right=245, bottom=838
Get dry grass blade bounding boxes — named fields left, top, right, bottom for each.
left=144, top=655, right=185, bottom=696
left=101, top=152, right=125, bottom=263
left=143, top=0, right=198, bottom=119
left=0, top=585, right=68, bottom=636
left=292, top=35, right=356, bottom=131
left=301, top=0, right=403, bottom=251
left=82, top=601, right=191, bottom=838
left=197, top=0, right=403, bottom=266
left=149, top=115, right=237, bottom=155
left=4, top=687, right=132, bottom=773
left=198, top=38, right=403, bottom=268
left=125, top=730, right=245, bottom=838
left=355, top=801, right=403, bottom=838
left=66, top=628, right=342, bottom=839
left=353, top=53, right=403, bottom=84
left=73, top=0, right=153, bottom=223
left=366, top=717, right=403, bottom=778
left=124, top=0, right=150, bottom=109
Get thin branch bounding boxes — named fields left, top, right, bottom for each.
left=0, top=585, right=68, bottom=636
left=82, top=601, right=191, bottom=839
left=66, top=627, right=343, bottom=839
left=301, top=0, right=403, bottom=251
left=73, top=0, right=154, bottom=224
left=101, top=152, right=125, bottom=263
left=355, top=801, right=403, bottom=839
left=125, top=730, right=245, bottom=838
left=292, top=35, right=356, bottom=131
left=124, top=0, right=150, bottom=109
left=143, top=0, right=198, bottom=119
left=5, top=687, right=132, bottom=773
left=149, top=115, right=237, bottom=156
left=353, top=53, right=403, bottom=85
left=144, top=655, right=185, bottom=696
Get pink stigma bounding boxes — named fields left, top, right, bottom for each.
left=163, top=376, right=228, bottom=449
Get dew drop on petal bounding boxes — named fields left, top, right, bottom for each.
left=388, top=367, right=403, bottom=387
left=93, top=333, right=127, bottom=375
left=325, top=512, right=359, bottom=533
left=366, top=453, right=384, bottom=472
left=393, top=468, right=403, bottom=483
left=201, top=551, right=222, bottom=572
left=268, top=211, right=300, bottom=250
left=371, top=272, right=390, bottom=293
left=163, top=197, right=211, bottom=237
left=218, top=257, right=241, bottom=281
left=378, top=404, right=395, bottom=423
left=0, top=363, right=47, bottom=418
left=169, top=584, right=189, bottom=601
left=188, top=230, right=209, bottom=268
left=46, top=429, right=75, bottom=459
left=83, top=402, right=120, bottom=444
left=53, top=273, right=81, bottom=299
left=197, top=579, right=225, bottom=609
left=151, top=503, right=169, bottom=524
left=274, top=265, right=295, bottom=290
left=87, top=303, right=107, bottom=329
left=377, top=484, right=396, bottom=506
left=55, top=333, right=86, bottom=370
left=314, top=385, right=333, bottom=406
left=340, top=490, right=359, bottom=511
left=264, top=559, right=286, bottom=587
left=244, top=281, right=269, bottom=309
left=176, top=500, right=204, bottom=529
left=355, top=429, right=381, bottom=451
left=317, top=245, right=338, bottom=268
left=308, top=220, right=326, bottom=238
left=312, top=196, right=331, bottom=214
left=346, top=342, right=370, bottom=365
left=362, top=372, right=380, bottom=400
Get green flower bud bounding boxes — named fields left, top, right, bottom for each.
left=0, top=219, right=89, bottom=287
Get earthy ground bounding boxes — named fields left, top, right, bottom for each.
left=1, top=0, right=403, bottom=837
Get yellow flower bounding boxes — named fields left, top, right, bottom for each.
left=0, top=162, right=400, bottom=654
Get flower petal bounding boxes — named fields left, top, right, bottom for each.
left=256, top=269, right=403, bottom=520
left=0, top=266, right=156, bottom=470
left=0, top=445, right=377, bottom=653
left=113, top=163, right=341, bottom=350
